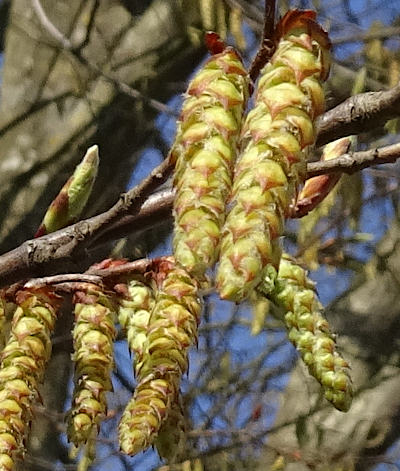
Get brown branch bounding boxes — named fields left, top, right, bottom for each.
left=307, top=142, right=400, bottom=177
left=1, top=139, right=399, bottom=288
left=316, top=82, right=400, bottom=147
left=0, top=157, right=174, bottom=288
left=19, top=257, right=161, bottom=295
left=23, top=274, right=102, bottom=289
left=248, top=0, right=276, bottom=82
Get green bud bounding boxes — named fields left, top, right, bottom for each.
left=35, top=145, right=99, bottom=237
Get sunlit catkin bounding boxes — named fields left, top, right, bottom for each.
left=67, top=285, right=116, bottom=446
left=269, top=255, right=352, bottom=411
left=0, top=288, right=60, bottom=471
left=119, top=259, right=201, bottom=455
left=217, top=10, right=331, bottom=301
left=171, top=43, right=250, bottom=278
left=116, top=278, right=155, bottom=377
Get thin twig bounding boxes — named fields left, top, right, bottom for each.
left=24, top=274, right=102, bottom=289
left=32, top=0, right=72, bottom=49
left=307, top=142, right=400, bottom=177
left=248, top=0, right=276, bottom=82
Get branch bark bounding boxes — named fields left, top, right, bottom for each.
left=316, top=82, right=400, bottom=147
left=1, top=136, right=400, bottom=289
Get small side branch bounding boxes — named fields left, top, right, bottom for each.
left=307, top=142, right=400, bottom=177
left=248, top=0, right=276, bottom=82
left=316, top=83, right=400, bottom=147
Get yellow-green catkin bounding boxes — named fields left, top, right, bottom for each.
left=67, top=285, right=117, bottom=446
left=119, top=260, right=202, bottom=456
left=171, top=46, right=250, bottom=278
left=116, top=278, right=155, bottom=377
left=216, top=11, right=331, bottom=302
left=0, top=288, right=60, bottom=471
left=268, top=254, right=352, bottom=411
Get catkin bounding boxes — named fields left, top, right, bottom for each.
left=171, top=45, right=250, bottom=278
left=217, top=10, right=331, bottom=301
left=268, top=254, right=352, bottom=411
left=0, top=288, right=60, bottom=471
left=67, top=285, right=116, bottom=446
left=117, top=278, right=155, bottom=378
left=119, top=260, right=201, bottom=455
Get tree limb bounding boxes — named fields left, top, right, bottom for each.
left=307, top=142, right=400, bottom=177
left=316, top=83, right=400, bottom=147
left=0, top=157, right=174, bottom=287
left=1, top=136, right=400, bottom=288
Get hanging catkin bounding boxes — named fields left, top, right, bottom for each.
left=268, top=254, right=352, bottom=411
left=119, top=259, right=201, bottom=455
left=0, top=288, right=60, bottom=471
left=217, top=10, right=331, bottom=301
left=67, top=285, right=116, bottom=446
left=171, top=42, right=250, bottom=278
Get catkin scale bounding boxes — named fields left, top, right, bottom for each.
left=119, top=260, right=201, bottom=456
left=217, top=10, right=331, bottom=301
left=171, top=46, right=250, bottom=278
left=268, top=255, right=352, bottom=411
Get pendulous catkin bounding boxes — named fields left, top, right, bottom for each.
left=0, top=288, right=60, bottom=471
left=67, top=285, right=117, bottom=446
left=171, top=44, right=250, bottom=278
left=217, top=10, right=331, bottom=302
left=268, top=254, right=352, bottom=411
left=116, top=278, right=155, bottom=378
left=119, top=259, right=201, bottom=455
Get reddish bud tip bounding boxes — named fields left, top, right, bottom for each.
left=205, top=32, right=226, bottom=55
left=34, top=225, right=47, bottom=238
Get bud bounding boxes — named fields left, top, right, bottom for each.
left=35, top=145, right=99, bottom=237
left=217, top=10, right=331, bottom=301
left=171, top=45, right=250, bottom=277
left=67, top=285, right=116, bottom=446
left=268, top=254, right=352, bottom=411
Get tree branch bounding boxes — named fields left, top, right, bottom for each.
left=0, top=157, right=174, bottom=287
left=316, top=82, right=400, bottom=147
left=1, top=137, right=400, bottom=288
left=307, top=142, right=400, bottom=177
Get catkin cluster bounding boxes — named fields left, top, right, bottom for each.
left=67, top=285, right=117, bottom=446
left=216, top=10, right=331, bottom=301
left=268, top=255, right=352, bottom=411
left=0, top=288, right=59, bottom=471
left=119, top=260, right=201, bottom=455
left=172, top=46, right=250, bottom=278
